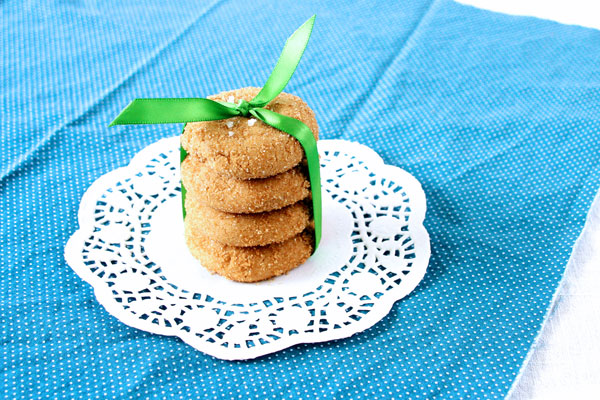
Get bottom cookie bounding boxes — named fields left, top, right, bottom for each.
left=185, top=225, right=314, bottom=282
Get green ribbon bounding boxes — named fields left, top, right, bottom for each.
left=109, top=16, right=321, bottom=250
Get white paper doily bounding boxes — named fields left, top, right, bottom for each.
left=65, top=137, right=430, bottom=360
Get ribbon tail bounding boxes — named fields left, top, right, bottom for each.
left=251, top=108, right=322, bottom=250
left=109, top=98, right=240, bottom=126
left=249, top=15, right=316, bottom=108
left=180, top=142, right=188, bottom=219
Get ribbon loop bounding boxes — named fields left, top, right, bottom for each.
left=250, top=15, right=316, bottom=108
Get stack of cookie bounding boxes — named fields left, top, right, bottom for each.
left=181, top=87, right=319, bottom=282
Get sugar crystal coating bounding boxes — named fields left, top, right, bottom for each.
left=181, top=87, right=319, bottom=180
left=181, top=156, right=311, bottom=214
left=181, top=87, right=319, bottom=282
left=185, top=224, right=314, bottom=283
left=185, top=200, right=310, bottom=247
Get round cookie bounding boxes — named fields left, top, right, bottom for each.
left=185, top=199, right=310, bottom=247
left=185, top=225, right=314, bottom=282
left=181, top=87, right=319, bottom=180
left=181, top=156, right=310, bottom=214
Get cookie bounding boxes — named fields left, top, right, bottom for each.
left=181, top=156, right=310, bottom=214
left=185, top=224, right=314, bottom=282
left=181, top=87, right=319, bottom=180
left=185, top=199, right=310, bottom=247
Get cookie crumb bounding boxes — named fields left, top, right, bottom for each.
left=248, top=118, right=257, bottom=127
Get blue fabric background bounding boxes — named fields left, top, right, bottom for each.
left=2, top=0, right=599, bottom=398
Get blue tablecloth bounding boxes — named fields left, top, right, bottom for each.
left=2, top=0, right=599, bottom=398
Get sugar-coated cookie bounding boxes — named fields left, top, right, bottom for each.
left=181, top=156, right=310, bottom=214
left=185, top=224, right=314, bottom=282
left=181, top=87, right=319, bottom=180
left=185, top=199, right=310, bottom=247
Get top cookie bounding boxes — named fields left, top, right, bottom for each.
left=181, top=87, right=319, bottom=180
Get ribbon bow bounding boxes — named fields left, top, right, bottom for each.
left=109, top=16, right=321, bottom=250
